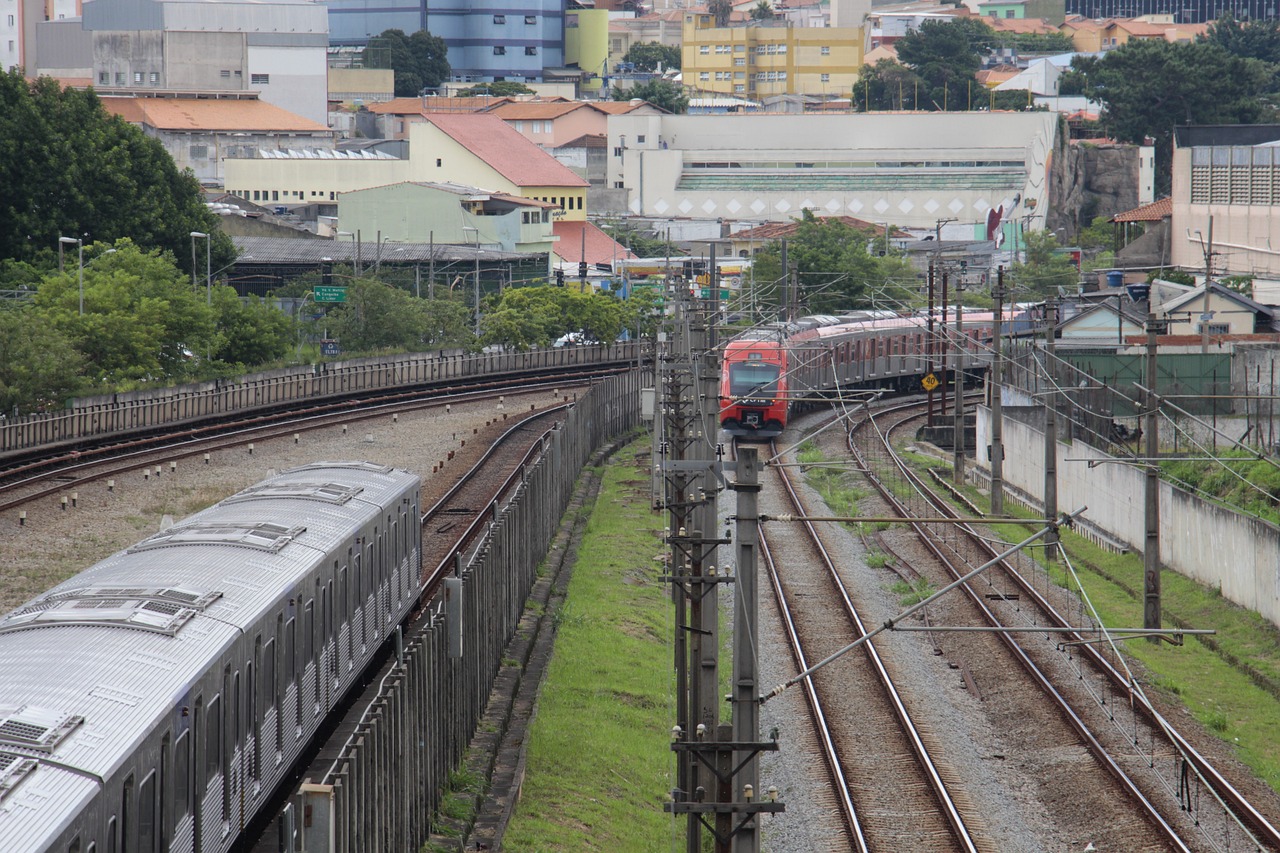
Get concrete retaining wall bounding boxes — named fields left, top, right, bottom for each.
left=976, top=402, right=1280, bottom=626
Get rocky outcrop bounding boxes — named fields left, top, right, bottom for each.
left=1047, top=130, right=1143, bottom=240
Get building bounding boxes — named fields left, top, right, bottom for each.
left=1064, top=0, right=1266, bottom=24
left=100, top=93, right=333, bottom=185
left=486, top=99, right=663, bottom=149
left=326, top=0, right=564, bottom=85
left=34, top=0, right=328, bottom=124
left=607, top=111, right=1059, bottom=236
left=337, top=181, right=559, bottom=256
left=681, top=13, right=863, bottom=98
left=225, top=114, right=590, bottom=220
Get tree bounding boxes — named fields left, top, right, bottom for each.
left=325, top=278, right=429, bottom=351
left=455, top=81, right=535, bottom=97
left=32, top=240, right=218, bottom=384
left=748, top=211, right=921, bottom=314
left=749, top=1, right=775, bottom=21
left=1072, top=40, right=1273, bottom=190
left=363, top=29, right=450, bottom=97
left=1202, top=14, right=1280, bottom=64
left=853, top=60, right=925, bottom=111
left=0, top=306, right=86, bottom=414
left=613, top=79, right=688, bottom=114
left=895, top=18, right=997, bottom=111
left=708, top=0, right=733, bottom=27
left=622, top=42, right=682, bottom=73
left=211, top=289, right=293, bottom=367
left=1011, top=231, right=1078, bottom=298
left=0, top=71, right=233, bottom=276
left=600, top=221, right=685, bottom=258
left=480, top=286, right=627, bottom=350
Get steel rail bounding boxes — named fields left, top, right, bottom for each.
left=851, top=405, right=1194, bottom=852
left=765, top=439, right=979, bottom=853
left=876, top=407, right=1280, bottom=850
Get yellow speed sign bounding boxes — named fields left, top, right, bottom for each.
left=922, top=373, right=939, bottom=391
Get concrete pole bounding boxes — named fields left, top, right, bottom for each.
left=1043, top=299, right=1058, bottom=562
left=1143, top=312, right=1162, bottom=638
left=927, top=263, right=935, bottom=424
left=952, top=287, right=965, bottom=485
left=990, top=267, right=1005, bottom=515
left=731, top=447, right=761, bottom=853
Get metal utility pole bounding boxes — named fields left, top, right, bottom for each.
left=730, top=448, right=763, bottom=853
left=1043, top=298, right=1059, bottom=562
left=952, top=278, right=966, bottom=485
left=1143, top=311, right=1162, bottom=638
left=927, top=263, right=936, bottom=423
left=940, top=270, right=949, bottom=417
left=779, top=240, right=788, bottom=321
left=990, top=267, right=1006, bottom=515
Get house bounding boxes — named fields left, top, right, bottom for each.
left=337, top=182, right=559, bottom=256
left=366, top=96, right=515, bottom=140
left=224, top=113, right=591, bottom=221
left=39, top=0, right=330, bottom=125
left=100, top=93, right=334, bottom=185
left=1058, top=296, right=1145, bottom=345
left=1109, top=196, right=1170, bottom=268
left=487, top=99, right=665, bottom=148
left=549, top=219, right=636, bottom=283
left=1160, top=282, right=1275, bottom=339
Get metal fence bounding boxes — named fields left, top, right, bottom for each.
left=276, top=369, right=647, bottom=853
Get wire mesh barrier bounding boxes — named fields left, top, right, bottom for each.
left=269, top=369, right=646, bottom=853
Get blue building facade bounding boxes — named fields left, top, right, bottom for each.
left=327, top=0, right=565, bottom=83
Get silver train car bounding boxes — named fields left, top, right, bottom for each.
left=0, top=461, right=421, bottom=853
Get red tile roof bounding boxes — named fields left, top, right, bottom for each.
left=100, top=96, right=329, bottom=132
left=488, top=101, right=591, bottom=120
left=1111, top=196, right=1172, bottom=223
left=553, top=220, right=637, bottom=266
left=423, top=114, right=589, bottom=188
left=367, top=96, right=511, bottom=115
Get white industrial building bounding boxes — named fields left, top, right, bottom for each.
left=606, top=112, right=1060, bottom=238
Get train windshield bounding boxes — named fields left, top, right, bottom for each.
left=729, top=362, right=780, bottom=399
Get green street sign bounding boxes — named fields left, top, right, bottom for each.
left=314, top=286, right=348, bottom=303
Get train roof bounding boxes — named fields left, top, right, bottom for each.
left=0, top=462, right=419, bottom=850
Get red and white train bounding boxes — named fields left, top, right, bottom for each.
left=719, top=310, right=995, bottom=438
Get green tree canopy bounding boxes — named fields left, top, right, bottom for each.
left=895, top=18, right=997, bottom=111
left=749, top=1, right=775, bottom=20
left=1202, top=14, right=1280, bottom=64
left=1071, top=40, right=1274, bottom=190
left=1011, top=231, right=1079, bottom=298
left=32, top=240, right=218, bottom=384
left=324, top=278, right=431, bottom=351
left=622, top=41, right=682, bottom=72
left=211, top=288, right=293, bottom=367
left=0, top=306, right=86, bottom=414
left=613, top=79, right=689, bottom=113
left=480, top=286, right=628, bottom=350
left=0, top=71, right=233, bottom=276
left=455, top=81, right=535, bottom=97
left=748, top=211, right=921, bottom=315
left=708, top=0, right=732, bottom=26
left=364, top=29, right=450, bottom=97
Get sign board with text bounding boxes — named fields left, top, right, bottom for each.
left=314, top=286, right=348, bottom=303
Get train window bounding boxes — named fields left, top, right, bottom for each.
left=252, top=641, right=261, bottom=780
left=205, top=695, right=221, bottom=787
left=227, top=670, right=237, bottom=821
left=174, top=728, right=190, bottom=821
left=285, top=618, right=296, bottom=686
left=122, top=775, right=134, bottom=852
left=159, top=734, right=170, bottom=850
left=303, top=600, right=314, bottom=671
left=353, top=549, right=364, bottom=647
left=106, top=817, right=117, bottom=853
left=68, top=837, right=80, bottom=853
left=139, top=771, right=157, bottom=852
left=315, top=582, right=324, bottom=708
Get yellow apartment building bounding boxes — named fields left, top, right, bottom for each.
left=680, top=14, right=863, bottom=99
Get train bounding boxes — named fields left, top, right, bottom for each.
left=720, top=310, right=995, bottom=438
left=0, top=462, right=421, bottom=853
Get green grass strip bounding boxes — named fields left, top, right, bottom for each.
left=503, top=443, right=678, bottom=851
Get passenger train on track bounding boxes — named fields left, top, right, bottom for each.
left=720, top=310, right=996, bottom=438
left=0, top=462, right=421, bottom=853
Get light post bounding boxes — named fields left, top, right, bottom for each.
left=190, top=231, right=211, bottom=304
left=59, top=236, right=83, bottom=315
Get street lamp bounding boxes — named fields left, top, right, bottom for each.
left=59, top=236, right=83, bottom=315
left=190, top=231, right=211, bottom=304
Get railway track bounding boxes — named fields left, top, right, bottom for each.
left=843, top=399, right=1280, bottom=850
left=758, top=437, right=979, bottom=851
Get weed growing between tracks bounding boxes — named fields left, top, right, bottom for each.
left=501, top=440, right=675, bottom=851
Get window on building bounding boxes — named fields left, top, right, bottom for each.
left=1005, top=9, right=1014, bottom=16
left=821, top=45, right=830, bottom=55
left=98, top=71, right=109, bottom=84
left=734, top=57, right=744, bottom=66
left=1199, top=322, right=1231, bottom=335
left=513, top=120, right=523, bottom=131
left=251, top=73, right=269, bottom=85
left=149, top=71, right=159, bottom=84
left=699, top=72, right=709, bottom=81
left=543, top=120, right=552, bottom=133
left=614, top=180, right=624, bottom=188
left=494, top=45, right=505, bottom=54
left=190, top=145, right=208, bottom=160
left=526, top=45, right=537, bottom=55
left=821, top=73, right=830, bottom=82
left=133, top=72, right=143, bottom=83
left=493, top=14, right=505, bottom=23
left=221, top=70, right=231, bottom=78
left=115, top=72, right=124, bottom=84
left=235, top=70, right=242, bottom=77
left=735, top=44, right=744, bottom=52
left=436, top=158, right=442, bottom=167
left=526, top=14, right=537, bottom=23
left=734, top=71, right=744, bottom=79
left=699, top=45, right=709, bottom=54
left=613, top=146, right=623, bottom=157
left=734, top=84, right=745, bottom=93
left=636, top=134, right=645, bottom=143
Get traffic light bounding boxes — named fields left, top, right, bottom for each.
left=578, top=261, right=588, bottom=279
left=554, top=268, right=565, bottom=287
